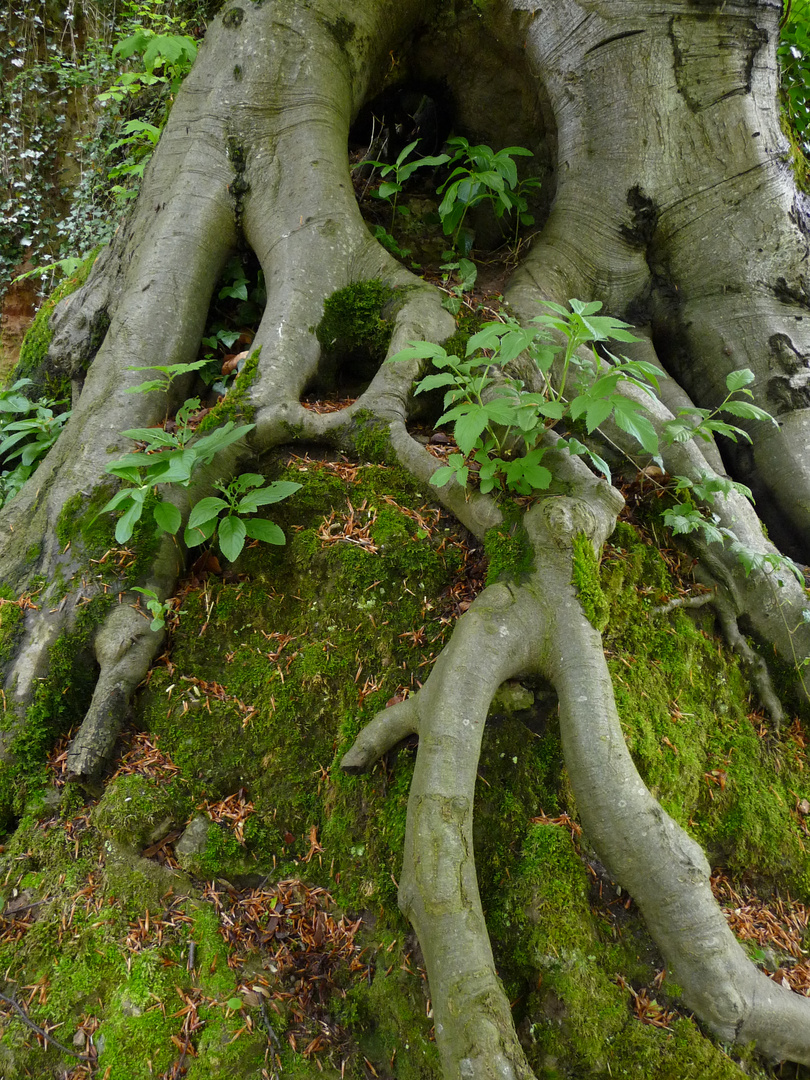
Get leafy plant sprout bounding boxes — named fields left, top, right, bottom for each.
left=102, top=350, right=301, bottom=562
left=436, top=137, right=540, bottom=254
left=0, top=380, right=71, bottom=509
left=131, top=586, right=177, bottom=632
left=392, top=299, right=789, bottom=586
left=361, top=138, right=449, bottom=228
left=184, top=474, right=301, bottom=562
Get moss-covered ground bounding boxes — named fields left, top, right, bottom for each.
left=0, top=457, right=808, bottom=1078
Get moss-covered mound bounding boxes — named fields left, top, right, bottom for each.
left=0, top=458, right=805, bottom=1080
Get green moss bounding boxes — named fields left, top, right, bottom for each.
left=572, top=531, right=609, bottom=632
left=0, top=583, right=25, bottom=665
left=601, top=522, right=810, bottom=898
left=352, top=408, right=392, bottom=464
left=335, top=954, right=439, bottom=1080
left=196, top=821, right=247, bottom=877
left=489, top=823, right=751, bottom=1080
left=196, top=347, right=260, bottom=432
left=15, top=248, right=102, bottom=390
left=0, top=597, right=110, bottom=832
left=94, top=774, right=189, bottom=850
left=55, top=484, right=117, bottom=554
left=54, top=483, right=161, bottom=586
left=316, top=280, right=395, bottom=365
left=484, top=517, right=533, bottom=585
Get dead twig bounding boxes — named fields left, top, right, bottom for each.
left=0, top=989, right=92, bottom=1060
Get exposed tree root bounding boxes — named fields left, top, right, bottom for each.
left=346, top=462, right=810, bottom=1071
left=2, top=0, right=810, bottom=1074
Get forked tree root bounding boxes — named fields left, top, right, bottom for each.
left=344, top=465, right=810, bottom=1075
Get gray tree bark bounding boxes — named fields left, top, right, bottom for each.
left=3, top=0, right=810, bottom=1075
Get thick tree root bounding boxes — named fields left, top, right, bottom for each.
left=345, top=462, right=810, bottom=1071
left=3, top=1, right=810, bottom=1072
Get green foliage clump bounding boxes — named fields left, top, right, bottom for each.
left=195, top=347, right=260, bottom=432
left=571, top=532, right=609, bottom=631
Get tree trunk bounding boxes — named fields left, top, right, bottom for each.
left=3, top=0, right=810, bottom=1076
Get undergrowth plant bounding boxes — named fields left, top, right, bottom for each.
left=437, top=137, right=541, bottom=253
left=101, top=359, right=299, bottom=567
left=780, top=0, right=810, bottom=154
left=185, top=473, right=301, bottom=561
left=0, top=380, right=71, bottom=508
left=360, top=136, right=540, bottom=258
left=392, top=299, right=794, bottom=582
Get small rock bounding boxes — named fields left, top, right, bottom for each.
left=175, top=815, right=213, bottom=861
left=73, top=1030, right=87, bottom=1048
left=798, top=798, right=810, bottom=816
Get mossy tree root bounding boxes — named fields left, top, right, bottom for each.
left=345, top=459, right=810, bottom=1073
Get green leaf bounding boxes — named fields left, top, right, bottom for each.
left=146, top=449, right=196, bottom=485
left=414, top=372, right=458, bottom=394
left=100, top=487, right=140, bottom=515
left=389, top=342, right=449, bottom=364
left=244, top=518, right=286, bottom=545
left=230, top=473, right=265, bottom=493
left=725, top=368, right=756, bottom=392
left=191, top=422, right=255, bottom=463
left=226, top=997, right=243, bottom=1012
left=430, top=465, right=456, bottom=487
left=237, top=481, right=301, bottom=512
left=454, top=409, right=490, bottom=455
left=125, top=379, right=167, bottom=395
left=483, top=398, right=520, bottom=426
left=115, top=498, right=145, bottom=544
left=188, top=497, right=227, bottom=529
left=153, top=500, right=181, bottom=535
left=585, top=448, right=612, bottom=482
left=612, top=398, right=660, bottom=456
left=120, top=427, right=179, bottom=447
left=584, top=397, right=615, bottom=433
left=218, top=515, right=247, bottom=562
left=436, top=403, right=473, bottom=428
left=720, top=401, right=778, bottom=425
left=184, top=516, right=217, bottom=548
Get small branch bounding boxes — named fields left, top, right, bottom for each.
left=0, top=990, right=92, bottom=1061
